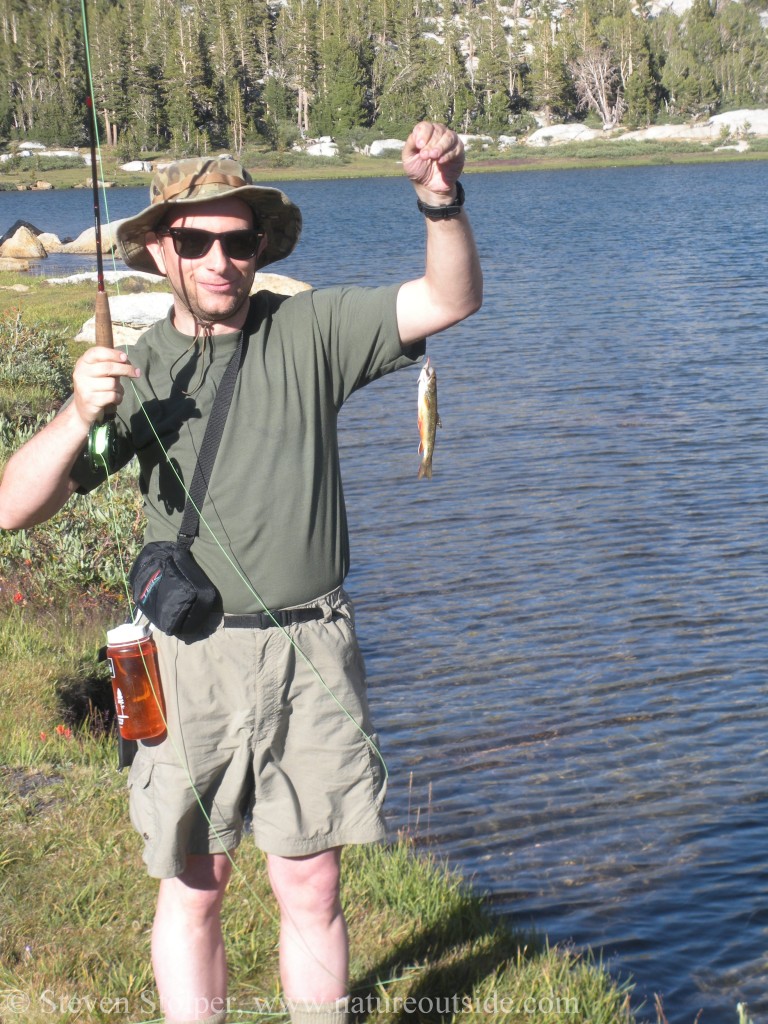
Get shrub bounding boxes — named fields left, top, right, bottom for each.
left=0, top=416, right=144, bottom=604
left=0, top=311, right=72, bottom=410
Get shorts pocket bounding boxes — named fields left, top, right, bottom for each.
left=127, top=758, right=155, bottom=843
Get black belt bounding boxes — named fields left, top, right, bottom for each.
left=222, top=607, right=324, bottom=629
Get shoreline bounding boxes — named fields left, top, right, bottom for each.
left=0, top=139, right=766, bottom=191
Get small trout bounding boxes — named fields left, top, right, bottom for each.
left=417, top=357, right=441, bottom=480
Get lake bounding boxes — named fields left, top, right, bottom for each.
left=3, top=160, right=768, bottom=1021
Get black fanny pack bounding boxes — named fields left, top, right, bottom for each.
left=129, top=327, right=247, bottom=638
left=129, top=541, right=219, bottom=637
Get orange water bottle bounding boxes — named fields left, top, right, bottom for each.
left=106, top=622, right=166, bottom=741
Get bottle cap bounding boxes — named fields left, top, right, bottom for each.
left=107, top=622, right=151, bottom=645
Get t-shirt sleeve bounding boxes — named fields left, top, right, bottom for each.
left=308, top=283, right=426, bottom=405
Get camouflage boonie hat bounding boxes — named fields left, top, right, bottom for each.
left=116, top=156, right=302, bottom=275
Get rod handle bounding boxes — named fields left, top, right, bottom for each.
left=94, top=290, right=114, bottom=349
left=94, top=290, right=116, bottom=419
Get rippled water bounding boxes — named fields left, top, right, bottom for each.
left=289, top=164, right=768, bottom=1022
left=5, top=162, right=768, bottom=1021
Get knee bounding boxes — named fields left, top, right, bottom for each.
left=268, top=849, right=342, bottom=920
left=158, top=854, right=232, bottom=923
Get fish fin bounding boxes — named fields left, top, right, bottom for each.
left=437, top=415, right=442, bottom=429
left=418, top=440, right=424, bottom=455
left=417, top=461, right=432, bottom=481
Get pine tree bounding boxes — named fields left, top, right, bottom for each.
left=476, top=0, right=513, bottom=130
left=596, top=7, right=659, bottom=126
left=163, top=0, right=221, bottom=153
left=374, top=0, right=431, bottom=133
left=421, top=16, right=476, bottom=131
left=313, top=35, right=368, bottom=135
left=528, top=9, right=572, bottom=124
left=713, top=2, right=768, bottom=109
left=273, top=0, right=317, bottom=137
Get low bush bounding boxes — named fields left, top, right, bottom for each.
left=0, top=311, right=71, bottom=412
left=0, top=412, right=144, bottom=604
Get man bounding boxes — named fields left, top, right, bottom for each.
left=0, top=121, right=481, bottom=1024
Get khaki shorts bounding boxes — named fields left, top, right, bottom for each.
left=127, top=588, right=387, bottom=878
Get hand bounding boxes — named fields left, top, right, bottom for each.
left=71, top=346, right=139, bottom=428
left=402, top=122, right=465, bottom=200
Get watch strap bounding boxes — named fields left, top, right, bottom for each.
left=416, top=180, right=465, bottom=220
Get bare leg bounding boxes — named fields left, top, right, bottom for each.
left=152, top=853, right=232, bottom=1023
left=267, top=847, right=348, bottom=1002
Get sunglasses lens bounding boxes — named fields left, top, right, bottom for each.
left=224, top=231, right=261, bottom=260
left=167, top=229, right=211, bottom=259
left=163, top=228, right=261, bottom=260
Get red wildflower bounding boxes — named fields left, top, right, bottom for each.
left=13, top=592, right=23, bottom=604
left=39, top=732, right=47, bottom=741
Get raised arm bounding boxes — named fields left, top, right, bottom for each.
left=396, top=121, right=483, bottom=346
left=0, top=346, right=138, bottom=529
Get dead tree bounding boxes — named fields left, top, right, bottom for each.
left=569, top=45, right=626, bottom=128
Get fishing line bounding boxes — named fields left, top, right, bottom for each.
left=77, top=12, right=392, bottom=1012
left=75, top=0, right=375, bottom=760
left=96, top=452, right=136, bottom=614
left=96, top=448, right=351, bottom=1014
left=127, top=375, right=388, bottom=776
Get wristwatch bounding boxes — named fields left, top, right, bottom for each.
left=416, top=180, right=465, bottom=220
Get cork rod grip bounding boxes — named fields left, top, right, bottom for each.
left=94, top=290, right=116, bottom=419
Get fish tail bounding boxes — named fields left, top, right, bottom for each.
left=417, top=459, right=433, bottom=480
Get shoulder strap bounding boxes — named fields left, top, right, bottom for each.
left=177, top=325, right=249, bottom=548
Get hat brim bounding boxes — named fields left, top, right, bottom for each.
left=115, top=183, right=302, bottom=275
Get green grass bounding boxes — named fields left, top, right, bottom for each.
left=0, top=584, right=645, bottom=1024
left=0, top=274, right=168, bottom=349
left=0, top=660, right=636, bottom=1024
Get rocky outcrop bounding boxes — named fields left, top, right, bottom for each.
left=75, top=273, right=313, bottom=346
left=522, top=107, right=768, bottom=146
left=0, top=225, right=47, bottom=259
left=251, top=272, right=312, bottom=297
left=0, top=217, right=127, bottom=263
left=527, top=123, right=601, bottom=146
left=300, top=138, right=339, bottom=157
left=37, top=232, right=65, bottom=253
left=0, top=258, right=29, bottom=272
left=0, top=220, right=43, bottom=246
left=709, top=108, right=768, bottom=135
left=459, top=133, right=495, bottom=149
left=75, top=293, right=175, bottom=346
left=616, top=123, right=716, bottom=142
left=61, top=219, right=125, bottom=255
left=366, top=139, right=405, bottom=156
left=119, top=160, right=153, bottom=172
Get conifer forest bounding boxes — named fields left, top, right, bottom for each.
left=0, top=0, right=766, bottom=155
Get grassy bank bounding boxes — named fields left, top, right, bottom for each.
left=0, top=135, right=767, bottom=193
left=0, top=593, right=640, bottom=1024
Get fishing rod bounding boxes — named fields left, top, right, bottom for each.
left=81, top=0, right=119, bottom=473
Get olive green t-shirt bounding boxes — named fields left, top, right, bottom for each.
left=72, top=284, right=425, bottom=611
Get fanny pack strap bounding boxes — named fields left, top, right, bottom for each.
left=177, top=318, right=250, bottom=550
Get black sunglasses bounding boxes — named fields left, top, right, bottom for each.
left=155, top=226, right=264, bottom=261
